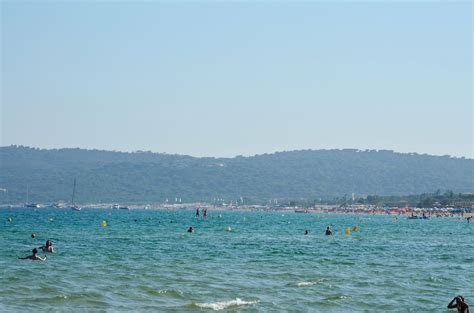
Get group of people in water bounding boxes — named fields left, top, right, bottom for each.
left=13, top=211, right=470, bottom=313
left=19, top=238, right=54, bottom=261
left=187, top=208, right=208, bottom=232
left=195, top=208, right=208, bottom=218
left=303, top=227, right=334, bottom=236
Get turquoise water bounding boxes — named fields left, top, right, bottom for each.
left=0, top=208, right=472, bottom=312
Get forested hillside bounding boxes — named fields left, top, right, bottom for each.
left=0, top=146, right=472, bottom=204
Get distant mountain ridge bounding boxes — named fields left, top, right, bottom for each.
left=0, top=145, right=472, bottom=204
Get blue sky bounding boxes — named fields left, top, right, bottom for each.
left=1, top=1, right=472, bottom=157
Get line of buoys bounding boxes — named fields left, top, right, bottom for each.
left=342, top=225, right=359, bottom=235
left=101, top=220, right=107, bottom=227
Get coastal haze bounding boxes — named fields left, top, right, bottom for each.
left=1, top=2, right=472, bottom=158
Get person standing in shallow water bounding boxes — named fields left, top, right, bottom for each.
left=19, top=248, right=47, bottom=261
left=448, top=296, right=470, bottom=313
left=40, top=240, right=54, bottom=253
left=196, top=209, right=200, bottom=218
left=325, top=227, right=332, bottom=236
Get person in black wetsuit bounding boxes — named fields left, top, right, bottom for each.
left=325, top=226, right=332, bottom=236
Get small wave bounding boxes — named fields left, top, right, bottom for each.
left=140, top=287, right=184, bottom=297
left=297, top=279, right=326, bottom=287
left=157, top=288, right=183, bottom=295
left=297, top=282, right=315, bottom=287
left=324, top=294, right=352, bottom=301
left=194, top=298, right=259, bottom=310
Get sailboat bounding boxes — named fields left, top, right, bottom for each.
left=71, top=178, right=81, bottom=211
left=24, top=184, right=40, bottom=208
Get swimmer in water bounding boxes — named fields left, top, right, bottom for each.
left=19, top=248, right=47, bottom=261
left=467, top=217, right=472, bottom=224
left=304, top=230, right=309, bottom=235
left=39, top=240, right=54, bottom=253
left=448, top=295, right=470, bottom=313
left=196, top=209, right=200, bottom=218
left=325, top=226, right=332, bottom=236
left=187, top=226, right=194, bottom=233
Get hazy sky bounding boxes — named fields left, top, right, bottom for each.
left=1, top=1, right=472, bottom=158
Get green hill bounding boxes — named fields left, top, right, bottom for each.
left=0, top=146, right=472, bottom=204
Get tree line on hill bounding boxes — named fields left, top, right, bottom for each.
left=285, top=190, right=474, bottom=208
left=0, top=145, right=472, bottom=204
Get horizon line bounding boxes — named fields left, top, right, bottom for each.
left=2, top=144, right=472, bottom=160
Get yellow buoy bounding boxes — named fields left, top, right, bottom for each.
left=345, top=227, right=351, bottom=235
left=353, top=225, right=359, bottom=231
left=101, top=220, right=107, bottom=227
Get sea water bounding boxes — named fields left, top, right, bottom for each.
left=0, top=208, right=472, bottom=312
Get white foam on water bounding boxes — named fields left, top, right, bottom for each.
left=297, top=279, right=326, bottom=287
left=297, top=281, right=315, bottom=287
left=157, top=289, right=184, bottom=296
left=195, top=298, right=259, bottom=310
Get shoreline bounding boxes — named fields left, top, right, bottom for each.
left=1, top=204, right=473, bottom=218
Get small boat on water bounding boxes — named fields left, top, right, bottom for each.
left=51, top=202, right=65, bottom=209
left=70, top=178, right=81, bottom=211
left=24, top=185, right=40, bottom=208
left=294, top=209, right=310, bottom=213
left=112, top=204, right=130, bottom=210
left=25, top=203, right=40, bottom=208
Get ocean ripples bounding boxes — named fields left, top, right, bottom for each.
left=192, top=298, right=259, bottom=311
left=1, top=208, right=473, bottom=311
left=296, top=278, right=327, bottom=287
